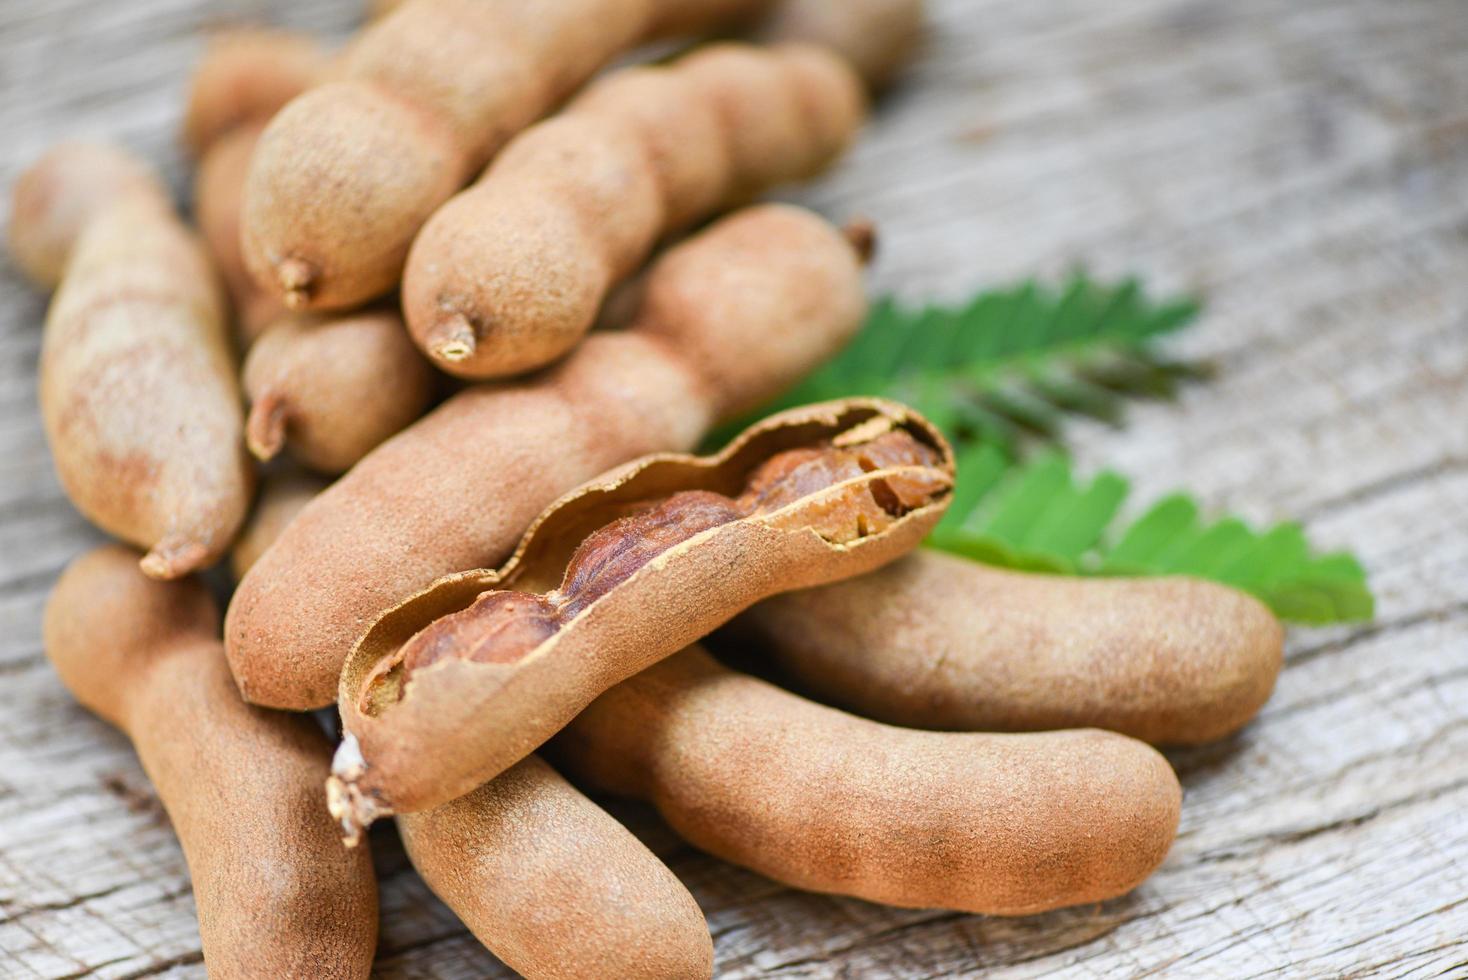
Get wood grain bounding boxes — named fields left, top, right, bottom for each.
left=2, top=0, right=1466, bottom=976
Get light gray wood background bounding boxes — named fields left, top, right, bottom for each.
left=2, top=0, right=1466, bottom=976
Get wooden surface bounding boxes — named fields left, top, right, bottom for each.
left=2, top=0, right=1467, bottom=976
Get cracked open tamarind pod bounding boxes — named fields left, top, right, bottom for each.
left=243, top=308, right=436, bottom=474
left=550, top=645, right=1181, bottom=916
left=399, top=755, right=714, bottom=979
left=732, top=550, right=1285, bottom=745
left=30, top=145, right=253, bottom=580
left=43, top=546, right=377, bottom=977
left=226, top=204, right=867, bottom=710
left=328, top=399, right=953, bottom=839
left=242, top=0, right=775, bottom=312
left=403, top=42, right=863, bottom=378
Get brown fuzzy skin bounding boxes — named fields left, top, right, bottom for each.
left=758, top=0, right=925, bottom=91
left=43, top=546, right=377, bottom=977
left=552, top=646, right=1181, bottom=916
left=242, top=0, right=773, bottom=312
left=7, top=142, right=168, bottom=288
left=329, top=400, right=952, bottom=835
left=243, top=308, right=435, bottom=474
left=399, top=755, right=714, bottom=979
left=193, top=123, right=284, bottom=345
left=180, top=28, right=326, bottom=159
left=40, top=171, right=253, bottom=580
left=230, top=468, right=330, bottom=581
left=732, top=549, right=1286, bottom=745
left=225, top=204, right=867, bottom=710
left=402, top=42, right=864, bottom=379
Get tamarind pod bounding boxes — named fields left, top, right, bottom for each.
left=242, top=0, right=773, bottom=312
left=194, top=123, right=285, bottom=345
left=550, top=645, right=1181, bottom=916
left=243, top=308, right=435, bottom=474
left=731, top=549, right=1286, bottom=745
left=758, top=0, right=925, bottom=91
left=225, top=203, right=866, bottom=710
left=181, top=28, right=328, bottom=159
left=230, top=468, right=330, bottom=581
left=402, top=42, right=864, bottom=378
left=40, top=168, right=253, bottom=580
left=329, top=399, right=953, bottom=837
left=8, top=142, right=169, bottom=289
left=399, top=755, right=713, bottom=979
left=43, top=546, right=377, bottom=977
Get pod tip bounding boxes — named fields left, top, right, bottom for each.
left=427, top=313, right=477, bottom=363
left=140, top=537, right=209, bottom=580
left=277, top=257, right=314, bottom=308
left=245, top=392, right=288, bottom=461
left=842, top=217, right=877, bottom=264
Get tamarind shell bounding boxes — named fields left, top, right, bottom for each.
left=332, top=399, right=953, bottom=832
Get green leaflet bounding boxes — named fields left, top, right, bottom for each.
left=709, top=272, right=1373, bottom=625
left=709, top=272, right=1206, bottom=450
left=929, top=450, right=1375, bottom=624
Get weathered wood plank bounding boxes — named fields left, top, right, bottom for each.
left=1, top=0, right=1466, bottom=976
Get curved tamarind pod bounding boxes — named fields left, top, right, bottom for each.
left=181, top=28, right=327, bottom=159
left=731, top=549, right=1286, bottom=745
left=551, top=645, right=1181, bottom=916
left=37, top=151, right=253, bottom=580
left=243, top=308, right=435, bottom=474
left=230, top=467, right=330, bottom=581
left=8, top=142, right=169, bottom=288
left=329, top=399, right=953, bottom=838
left=43, top=546, right=377, bottom=977
left=226, top=204, right=866, bottom=710
left=402, top=42, right=864, bottom=378
left=399, top=755, right=713, bottom=979
left=194, top=124, right=286, bottom=345
left=758, top=0, right=925, bottom=91
left=242, top=0, right=774, bottom=312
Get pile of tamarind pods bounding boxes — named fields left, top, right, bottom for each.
left=11, top=1, right=1286, bottom=976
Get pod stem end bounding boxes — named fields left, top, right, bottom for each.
left=140, top=536, right=210, bottom=580
left=427, top=313, right=477, bottom=363
left=245, top=392, right=289, bottom=461
left=327, top=734, right=392, bottom=847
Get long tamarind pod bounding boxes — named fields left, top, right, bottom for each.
left=241, top=0, right=775, bottom=312
left=329, top=398, right=952, bottom=836
left=226, top=204, right=867, bottom=710
left=44, top=546, right=377, bottom=977
left=403, top=42, right=864, bottom=379
left=551, top=645, right=1181, bottom=916
left=399, top=756, right=713, bottom=979
left=37, top=149, right=252, bottom=579
left=731, top=549, right=1286, bottom=745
